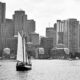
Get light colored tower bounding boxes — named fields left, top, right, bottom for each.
left=56, top=20, right=64, bottom=45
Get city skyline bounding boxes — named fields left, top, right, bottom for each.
left=0, top=0, right=80, bottom=36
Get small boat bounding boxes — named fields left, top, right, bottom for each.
left=16, top=32, right=32, bottom=71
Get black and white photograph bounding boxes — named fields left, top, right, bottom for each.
left=0, top=0, right=80, bottom=80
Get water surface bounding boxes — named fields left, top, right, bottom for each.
left=0, top=60, right=80, bottom=80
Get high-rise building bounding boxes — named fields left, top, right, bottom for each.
left=64, top=19, right=79, bottom=53
left=13, top=10, right=35, bottom=39
left=79, top=24, right=80, bottom=52
left=62, top=20, right=69, bottom=48
left=56, top=20, right=64, bottom=44
left=29, top=32, right=39, bottom=46
left=1, top=19, right=14, bottom=48
left=40, top=37, right=53, bottom=54
left=0, top=2, right=5, bottom=24
left=0, top=2, right=6, bottom=50
left=13, top=10, right=27, bottom=35
left=6, top=37, right=17, bottom=53
left=46, top=27, right=55, bottom=38
left=1, top=19, right=14, bottom=38
left=46, top=27, right=56, bottom=47
left=26, top=20, right=35, bottom=35
left=54, top=23, right=57, bottom=30
left=56, top=19, right=79, bottom=53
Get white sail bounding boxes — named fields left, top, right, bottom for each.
left=17, top=32, right=23, bottom=62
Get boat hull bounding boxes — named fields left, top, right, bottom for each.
left=16, top=62, right=32, bottom=71
left=16, top=65, right=31, bottom=71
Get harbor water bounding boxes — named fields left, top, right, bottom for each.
left=0, top=60, right=80, bottom=80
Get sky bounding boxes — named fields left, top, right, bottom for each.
left=0, top=0, right=80, bottom=36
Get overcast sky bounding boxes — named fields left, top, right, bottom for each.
left=0, top=0, right=80, bottom=36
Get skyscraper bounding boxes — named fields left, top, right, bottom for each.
left=0, top=2, right=6, bottom=50
left=46, top=27, right=56, bottom=47
left=56, top=20, right=64, bottom=44
left=79, top=23, right=80, bottom=52
left=13, top=10, right=27, bottom=35
left=13, top=10, right=35, bottom=38
left=40, top=37, right=53, bottom=53
left=64, top=19, right=79, bottom=53
left=26, top=20, right=35, bottom=34
left=1, top=19, right=14, bottom=48
left=1, top=19, right=14, bottom=38
left=29, top=32, right=39, bottom=46
left=56, top=19, right=79, bottom=53
left=0, top=2, right=5, bottom=24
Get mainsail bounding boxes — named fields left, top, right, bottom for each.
left=17, top=32, right=23, bottom=62
left=17, top=32, right=29, bottom=63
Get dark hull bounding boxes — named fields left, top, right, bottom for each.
left=16, top=64, right=32, bottom=71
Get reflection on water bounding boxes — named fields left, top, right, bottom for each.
left=0, top=60, right=80, bottom=80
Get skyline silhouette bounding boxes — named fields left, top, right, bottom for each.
left=0, top=0, right=80, bottom=36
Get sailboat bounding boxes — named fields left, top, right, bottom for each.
left=16, top=32, right=32, bottom=71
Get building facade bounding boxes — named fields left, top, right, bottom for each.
left=26, top=20, right=35, bottom=35
left=1, top=19, right=14, bottom=48
left=0, top=2, right=5, bottom=24
left=0, top=2, right=6, bottom=50
left=56, top=20, right=64, bottom=44
left=29, top=32, right=39, bottom=46
left=13, top=10, right=35, bottom=42
left=79, top=24, right=80, bottom=52
left=64, top=19, right=79, bottom=53
left=46, top=27, right=56, bottom=47
left=40, top=37, right=53, bottom=55
left=56, top=19, right=79, bottom=53
left=13, top=10, right=27, bottom=35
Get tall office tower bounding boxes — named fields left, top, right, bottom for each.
left=2, top=19, right=14, bottom=38
left=26, top=20, right=35, bottom=34
left=79, top=24, right=80, bottom=52
left=46, top=27, right=56, bottom=47
left=54, top=23, right=57, bottom=31
left=63, top=19, right=79, bottom=53
left=1, top=19, right=14, bottom=48
left=0, top=2, right=5, bottom=24
left=62, top=20, right=69, bottom=48
left=56, top=20, right=64, bottom=44
left=24, top=19, right=35, bottom=42
left=0, top=2, right=5, bottom=50
left=13, top=10, right=27, bottom=35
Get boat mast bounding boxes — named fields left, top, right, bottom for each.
left=22, top=31, right=24, bottom=63
left=22, top=15, right=24, bottom=63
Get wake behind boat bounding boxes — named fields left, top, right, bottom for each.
left=16, top=32, right=32, bottom=71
